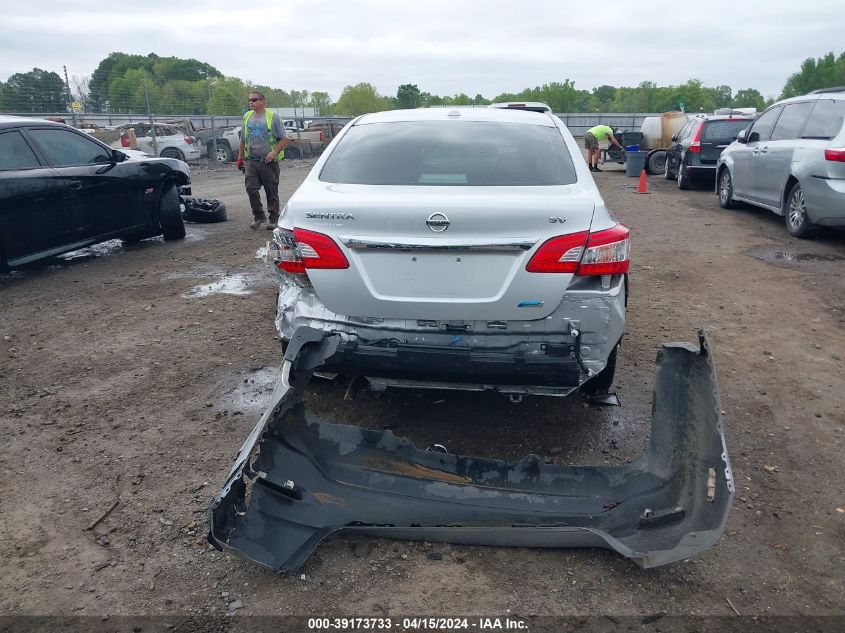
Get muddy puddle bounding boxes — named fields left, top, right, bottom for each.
left=182, top=273, right=253, bottom=297
left=168, top=262, right=276, bottom=298
left=748, top=245, right=845, bottom=272
left=57, top=230, right=207, bottom=264
left=210, top=365, right=281, bottom=420
left=145, top=230, right=206, bottom=243
left=60, top=239, right=125, bottom=261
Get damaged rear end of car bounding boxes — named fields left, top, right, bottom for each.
left=267, top=108, right=630, bottom=397
left=209, top=327, right=733, bottom=571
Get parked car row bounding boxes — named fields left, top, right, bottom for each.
left=645, top=87, right=845, bottom=238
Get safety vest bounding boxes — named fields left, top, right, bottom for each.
left=242, top=110, right=284, bottom=161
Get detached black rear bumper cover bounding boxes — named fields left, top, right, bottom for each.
left=209, top=327, right=733, bottom=571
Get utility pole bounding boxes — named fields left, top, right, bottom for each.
left=63, top=65, right=77, bottom=127
left=143, top=74, right=158, bottom=156
left=207, top=77, right=218, bottom=164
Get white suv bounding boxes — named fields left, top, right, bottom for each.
left=716, top=87, right=845, bottom=237
left=269, top=106, right=629, bottom=398
left=112, top=122, right=202, bottom=162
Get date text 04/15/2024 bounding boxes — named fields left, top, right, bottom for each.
left=307, top=617, right=528, bottom=630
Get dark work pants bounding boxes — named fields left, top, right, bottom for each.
left=244, top=160, right=281, bottom=221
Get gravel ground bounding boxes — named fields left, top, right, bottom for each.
left=1, top=157, right=844, bottom=620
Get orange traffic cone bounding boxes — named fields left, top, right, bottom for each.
left=635, top=169, right=649, bottom=194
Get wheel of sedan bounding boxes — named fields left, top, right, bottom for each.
left=784, top=182, right=816, bottom=238
left=161, top=147, right=185, bottom=161
left=718, top=169, right=736, bottom=209
left=677, top=164, right=691, bottom=190
left=158, top=182, right=186, bottom=240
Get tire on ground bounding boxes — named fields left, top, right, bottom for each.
left=181, top=197, right=227, bottom=223
left=158, top=181, right=186, bottom=240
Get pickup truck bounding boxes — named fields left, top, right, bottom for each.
left=216, top=124, right=325, bottom=161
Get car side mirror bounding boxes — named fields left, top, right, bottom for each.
left=112, top=149, right=128, bottom=162
left=735, top=129, right=748, bottom=144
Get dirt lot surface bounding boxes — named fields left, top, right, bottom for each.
left=2, top=157, right=844, bottom=620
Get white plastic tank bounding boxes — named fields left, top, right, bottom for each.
left=640, top=112, right=691, bottom=149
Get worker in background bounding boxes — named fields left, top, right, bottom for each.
left=236, top=91, right=293, bottom=230
left=584, top=124, right=621, bottom=172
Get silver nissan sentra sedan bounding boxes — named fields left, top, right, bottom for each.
left=268, top=105, right=630, bottom=398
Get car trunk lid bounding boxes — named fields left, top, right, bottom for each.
left=289, top=183, right=597, bottom=321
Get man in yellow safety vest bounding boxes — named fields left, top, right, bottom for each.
left=236, top=91, right=293, bottom=229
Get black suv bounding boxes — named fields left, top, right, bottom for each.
left=0, top=116, right=190, bottom=271
left=665, top=113, right=754, bottom=189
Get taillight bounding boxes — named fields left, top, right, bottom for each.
left=525, top=225, right=629, bottom=275
left=689, top=123, right=703, bottom=153
left=292, top=228, right=349, bottom=269
left=184, top=136, right=194, bottom=145
left=825, top=148, right=845, bottom=162
left=577, top=224, right=630, bottom=276
left=279, top=259, right=306, bottom=274
left=319, top=131, right=325, bottom=143
left=120, top=134, right=130, bottom=147
left=525, top=231, right=589, bottom=273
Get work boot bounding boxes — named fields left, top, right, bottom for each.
left=250, top=219, right=263, bottom=229
left=588, top=165, right=595, bottom=172
left=266, top=223, right=277, bottom=230
left=592, top=165, right=602, bottom=172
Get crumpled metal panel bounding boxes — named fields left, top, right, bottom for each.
left=209, top=327, right=733, bottom=571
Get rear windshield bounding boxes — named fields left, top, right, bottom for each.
left=701, top=120, right=751, bottom=142
left=319, top=121, right=577, bottom=186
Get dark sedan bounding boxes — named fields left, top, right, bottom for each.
left=0, top=116, right=190, bottom=271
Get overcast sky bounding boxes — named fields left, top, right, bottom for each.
left=2, top=0, right=842, bottom=100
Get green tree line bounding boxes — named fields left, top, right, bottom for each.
left=1, top=50, right=843, bottom=117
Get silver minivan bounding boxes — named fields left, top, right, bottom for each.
left=716, top=87, right=845, bottom=237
